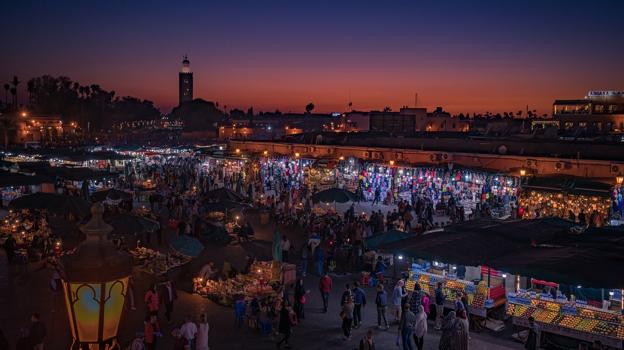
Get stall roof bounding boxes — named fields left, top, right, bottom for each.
left=37, top=167, right=119, bottom=181
left=0, top=171, right=52, bottom=187
left=523, top=176, right=613, bottom=197
left=379, top=218, right=624, bottom=288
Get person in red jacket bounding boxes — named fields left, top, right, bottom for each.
left=318, top=272, right=333, bottom=313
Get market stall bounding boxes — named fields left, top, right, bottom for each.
left=127, top=246, right=192, bottom=276
left=519, top=177, right=613, bottom=225
left=193, top=261, right=288, bottom=307
left=406, top=264, right=507, bottom=318
left=507, top=290, right=624, bottom=348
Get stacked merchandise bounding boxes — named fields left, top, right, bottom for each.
left=194, top=261, right=281, bottom=307
left=507, top=292, right=624, bottom=343
left=128, top=247, right=192, bottom=275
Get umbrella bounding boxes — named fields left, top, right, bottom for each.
left=365, top=229, right=412, bottom=250
left=201, top=200, right=250, bottom=213
left=105, top=213, right=159, bottom=235
left=91, top=189, right=133, bottom=202
left=170, top=235, right=204, bottom=258
left=10, top=193, right=90, bottom=218
left=203, top=188, right=246, bottom=202
left=311, top=188, right=357, bottom=203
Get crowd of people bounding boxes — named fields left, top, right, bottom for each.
left=5, top=151, right=612, bottom=350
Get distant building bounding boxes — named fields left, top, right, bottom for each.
left=14, top=114, right=73, bottom=145
left=217, top=112, right=339, bottom=141
left=344, top=107, right=470, bottom=133
left=179, top=55, right=193, bottom=105
left=552, top=91, right=624, bottom=133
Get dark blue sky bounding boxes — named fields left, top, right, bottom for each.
left=2, top=0, right=623, bottom=113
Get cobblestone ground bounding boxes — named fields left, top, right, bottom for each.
left=0, top=207, right=523, bottom=350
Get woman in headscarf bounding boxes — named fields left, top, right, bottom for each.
left=454, top=309, right=469, bottom=350
left=438, top=311, right=456, bottom=350
left=413, top=305, right=427, bottom=350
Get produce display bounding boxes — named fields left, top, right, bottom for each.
left=128, top=247, right=192, bottom=275
left=194, top=261, right=281, bottom=307
left=507, top=294, right=624, bottom=341
left=407, top=271, right=502, bottom=314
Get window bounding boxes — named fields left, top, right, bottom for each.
left=579, top=122, right=587, bottom=128
left=564, top=122, right=573, bottom=130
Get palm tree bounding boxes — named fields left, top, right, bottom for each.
left=0, top=115, right=17, bottom=148
left=3, top=83, right=9, bottom=106
left=11, top=76, right=20, bottom=107
left=26, top=80, right=35, bottom=104
left=305, top=102, right=315, bottom=114
left=9, top=87, right=16, bottom=110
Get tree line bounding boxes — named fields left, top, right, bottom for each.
left=4, top=75, right=161, bottom=131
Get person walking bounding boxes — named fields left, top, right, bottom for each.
left=454, top=310, right=469, bottom=350
left=524, top=316, right=540, bottom=350
left=293, top=278, right=307, bottom=321
left=413, top=305, right=427, bottom=350
left=398, top=303, right=416, bottom=350
left=144, top=314, right=160, bottom=350
left=160, top=280, right=178, bottom=323
left=392, top=280, right=407, bottom=325
left=314, top=246, right=325, bottom=276
left=180, top=315, right=197, bottom=350
left=341, top=283, right=352, bottom=306
left=341, top=296, right=355, bottom=340
left=299, top=243, right=309, bottom=276
left=196, top=314, right=210, bottom=350
left=276, top=305, right=293, bottom=349
left=375, top=284, right=389, bottom=330
left=280, top=236, right=291, bottom=263
left=434, top=282, right=445, bottom=330
left=144, top=284, right=159, bottom=317
left=29, top=313, right=46, bottom=350
left=359, top=329, right=376, bottom=350
left=319, top=272, right=332, bottom=313
left=438, top=311, right=456, bottom=350
left=352, top=281, right=366, bottom=328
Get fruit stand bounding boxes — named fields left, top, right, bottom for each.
left=507, top=291, right=624, bottom=348
left=406, top=269, right=506, bottom=317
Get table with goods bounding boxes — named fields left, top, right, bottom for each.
left=127, top=246, right=192, bottom=276
left=507, top=291, right=624, bottom=348
left=193, top=261, right=283, bottom=307
left=407, top=269, right=507, bottom=317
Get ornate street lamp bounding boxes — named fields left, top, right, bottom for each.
left=60, top=203, right=132, bottom=349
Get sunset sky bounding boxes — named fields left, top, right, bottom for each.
left=2, top=0, right=623, bottom=115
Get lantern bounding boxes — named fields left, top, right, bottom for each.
left=60, top=203, right=132, bottom=349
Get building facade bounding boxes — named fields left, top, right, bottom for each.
left=553, top=91, right=624, bottom=134
left=344, top=107, right=470, bottom=133
left=178, top=55, right=193, bottom=105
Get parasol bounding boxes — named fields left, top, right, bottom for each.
left=91, top=188, right=133, bottom=202
left=170, top=235, right=204, bottom=258
left=105, top=213, right=159, bottom=235
left=9, top=193, right=90, bottom=218
left=311, top=188, right=357, bottom=204
left=203, top=188, right=246, bottom=202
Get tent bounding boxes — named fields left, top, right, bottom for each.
left=365, top=229, right=412, bottom=250
left=377, top=218, right=624, bottom=288
left=170, top=235, right=204, bottom=258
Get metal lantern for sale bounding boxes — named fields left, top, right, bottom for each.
left=60, top=203, right=132, bottom=349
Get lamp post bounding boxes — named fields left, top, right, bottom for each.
left=60, top=203, right=132, bottom=349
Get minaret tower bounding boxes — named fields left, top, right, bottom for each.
left=179, top=55, right=193, bottom=105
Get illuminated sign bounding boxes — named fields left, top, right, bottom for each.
left=587, top=91, right=624, bottom=98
